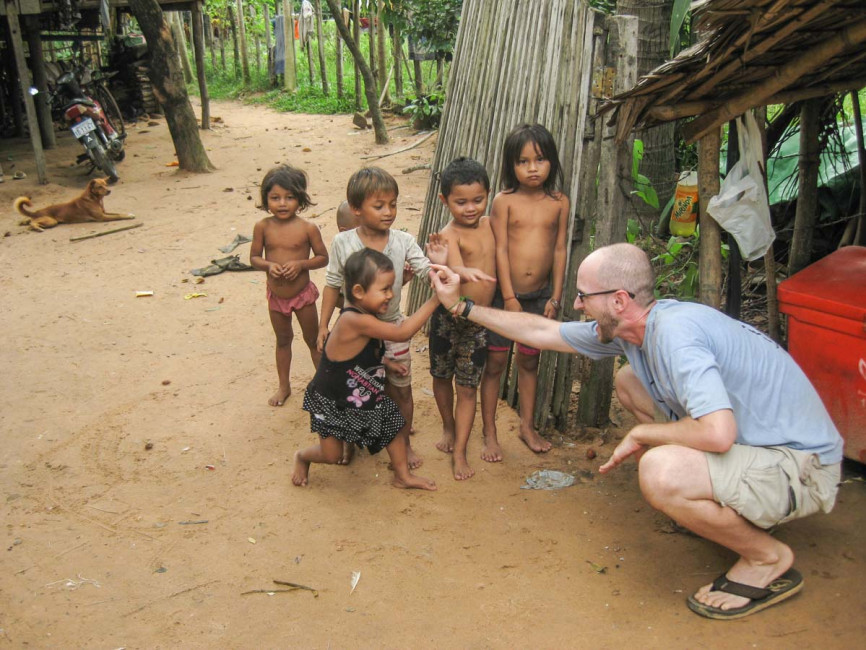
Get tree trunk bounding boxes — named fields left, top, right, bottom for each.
left=789, top=98, right=822, bottom=275
left=335, top=10, right=344, bottom=98
left=353, top=0, right=361, bottom=110
left=413, top=59, right=423, bottom=96
left=325, top=0, right=388, bottom=144
left=204, top=12, right=216, bottom=70
left=367, top=2, right=376, bottom=86
left=392, top=21, right=403, bottom=98
left=251, top=5, right=261, bottom=74
left=235, top=0, right=251, bottom=84
left=313, top=0, right=329, bottom=95
left=24, top=16, right=56, bottom=149
left=264, top=4, right=273, bottom=83
left=218, top=12, right=226, bottom=70
left=282, top=0, right=297, bottom=90
left=618, top=0, right=677, bottom=231
left=376, top=0, right=389, bottom=104
left=228, top=6, right=240, bottom=79
left=191, top=1, right=210, bottom=129
left=128, top=0, right=214, bottom=172
left=170, top=12, right=194, bottom=84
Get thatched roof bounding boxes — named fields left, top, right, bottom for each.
left=601, top=0, right=866, bottom=144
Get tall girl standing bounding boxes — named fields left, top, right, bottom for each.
left=482, top=124, right=569, bottom=458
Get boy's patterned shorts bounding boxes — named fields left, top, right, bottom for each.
left=428, top=305, right=488, bottom=387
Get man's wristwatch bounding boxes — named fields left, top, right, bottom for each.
left=460, top=298, right=475, bottom=319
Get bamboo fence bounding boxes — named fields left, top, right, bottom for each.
left=407, top=0, right=603, bottom=432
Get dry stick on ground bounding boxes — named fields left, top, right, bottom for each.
left=360, top=130, right=436, bottom=160
left=69, top=222, right=143, bottom=242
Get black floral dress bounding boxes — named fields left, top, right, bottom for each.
left=302, top=308, right=405, bottom=453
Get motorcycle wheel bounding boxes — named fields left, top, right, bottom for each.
left=91, top=141, right=119, bottom=182
left=94, top=86, right=126, bottom=138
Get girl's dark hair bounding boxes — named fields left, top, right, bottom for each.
left=499, top=123, right=564, bottom=197
left=344, top=248, right=394, bottom=300
left=260, top=164, right=314, bottom=211
left=439, top=157, right=490, bottom=197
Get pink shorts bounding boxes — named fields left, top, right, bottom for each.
left=267, top=281, right=319, bottom=315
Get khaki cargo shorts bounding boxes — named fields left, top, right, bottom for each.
left=705, top=444, right=841, bottom=529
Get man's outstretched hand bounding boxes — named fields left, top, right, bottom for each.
left=429, top=264, right=461, bottom=308
left=598, top=433, right=645, bottom=474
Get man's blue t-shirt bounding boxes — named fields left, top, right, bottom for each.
left=559, top=300, right=843, bottom=464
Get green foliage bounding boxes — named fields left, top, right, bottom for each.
left=626, top=218, right=641, bottom=244
left=402, top=90, right=444, bottom=128
left=586, top=0, right=615, bottom=13
left=401, top=0, right=463, bottom=54
left=631, top=139, right=659, bottom=209
left=669, top=0, right=691, bottom=56
left=652, top=233, right=700, bottom=299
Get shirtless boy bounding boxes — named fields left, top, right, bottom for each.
left=250, top=164, right=328, bottom=406
left=484, top=124, right=569, bottom=453
left=430, top=158, right=497, bottom=479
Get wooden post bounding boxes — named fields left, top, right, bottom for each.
left=6, top=2, right=47, bottom=183
left=191, top=1, right=210, bottom=129
left=24, top=16, right=56, bottom=150
left=367, top=1, right=376, bottom=87
left=756, top=106, right=781, bottom=342
left=235, top=0, right=251, bottom=84
left=282, top=0, right=297, bottom=90
left=313, top=0, right=329, bottom=95
left=576, top=15, right=638, bottom=427
left=204, top=11, right=216, bottom=70
left=697, top=128, right=722, bottom=308
left=725, top=119, right=741, bottom=318
left=218, top=11, right=227, bottom=71
left=788, top=98, right=822, bottom=276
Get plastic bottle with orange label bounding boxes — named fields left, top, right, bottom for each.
left=669, top=171, right=699, bottom=237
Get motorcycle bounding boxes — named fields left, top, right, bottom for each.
left=51, top=68, right=126, bottom=182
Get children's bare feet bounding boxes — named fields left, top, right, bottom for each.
left=269, top=386, right=291, bottom=407
left=392, top=473, right=437, bottom=491
left=407, top=446, right=423, bottom=469
left=452, top=453, right=475, bottom=480
left=480, top=435, right=503, bottom=462
left=337, top=442, right=355, bottom=465
left=436, top=429, right=455, bottom=453
left=518, top=425, right=552, bottom=453
left=291, top=451, right=310, bottom=486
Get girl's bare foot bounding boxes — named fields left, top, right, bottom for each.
left=337, top=442, right=355, bottom=465
left=392, top=473, right=437, bottom=491
left=518, top=425, right=552, bottom=453
left=291, top=451, right=310, bottom=486
left=407, top=446, right=423, bottom=469
left=452, top=454, right=475, bottom=480
left=480, top=435, right=503, bottom=462
left=269, top=385, right=291, bottom=407
left=436, top=429, right=455, bottom=453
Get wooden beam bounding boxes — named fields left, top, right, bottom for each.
left=788, top=98, right=821, bottom=275
left=697, top=127, right=722, bottom=308
left=6, top=0, right=47, bottom=184
left=683, top=17, right=866, bottom=143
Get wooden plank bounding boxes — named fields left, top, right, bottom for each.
left=697, top=127, right=722, bottom=308
left=6, top=1, right=47, bottom=184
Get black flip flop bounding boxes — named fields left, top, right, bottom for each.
left=686, top=568, right=803, bottom=620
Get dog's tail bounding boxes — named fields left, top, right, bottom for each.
left=14, top=197, right=37, bottom=219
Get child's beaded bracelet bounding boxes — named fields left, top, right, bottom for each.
left=447, top=296, right=474, bottom=319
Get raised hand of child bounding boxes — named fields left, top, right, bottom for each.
left=403, top=261, right=415, bottom=285
left=425, top=233, right=449, bottom=265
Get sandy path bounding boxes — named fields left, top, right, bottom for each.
left=1, top=98, right=865, bottom=648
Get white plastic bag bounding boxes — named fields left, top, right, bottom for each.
left=706, top=111, right=775, bottom=261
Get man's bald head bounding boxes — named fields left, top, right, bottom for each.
left=583, top=243, right=656, bottom=307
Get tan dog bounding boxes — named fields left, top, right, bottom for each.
left=15, top=178, right=135, bottom=232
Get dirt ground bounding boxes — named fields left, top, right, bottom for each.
left=1, top=98, right=865, bottom=648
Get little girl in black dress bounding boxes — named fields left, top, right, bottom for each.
left=293, top=248, right=441, bottom=490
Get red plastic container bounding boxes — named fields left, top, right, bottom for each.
left=777, top=246, right=866, bottom=463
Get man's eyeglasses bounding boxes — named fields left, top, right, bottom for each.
left=576, top=288, right=635, bottom=301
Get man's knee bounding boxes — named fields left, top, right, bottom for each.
left=638, top=446, right=684, bottom=506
